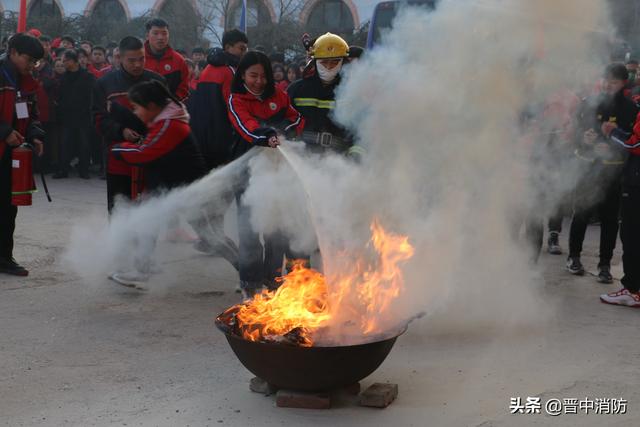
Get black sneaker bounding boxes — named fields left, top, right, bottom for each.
left=566, top=257, right=585, bottom=275
left=597, top=265, right=614, bottom=284
left=547, top=232, right=562, bottom=255
left=0, top=258, right=29, bottom=276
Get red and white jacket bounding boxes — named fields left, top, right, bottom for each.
left=112, top=102, right=206, bottom=192
left=144, top=41, right=190, bottom=101
left=87, top=63, right=113, bottom=79
left=227, top=87, right=304, bottom=149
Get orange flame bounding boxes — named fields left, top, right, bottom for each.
left=219, top=220, right=414, bottom=346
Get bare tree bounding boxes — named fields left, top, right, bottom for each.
left=198, top=0, right=234, bottom=45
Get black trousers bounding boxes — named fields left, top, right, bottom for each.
left=106, top=173, right=131, bottom=214
left=568, top=177, right=621, bottom=266
left=0, top=147, right=17, bottom=260
left=59, top=125, right=90, bottom=175
left=621, top=186, right=640, bottom=293
left=235, top=191, right=288, bottom=284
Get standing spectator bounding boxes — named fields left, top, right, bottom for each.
left=88, top=46, right=112, bottom=79
left=0, top=34, right=45, bottom=276
left=185, top=59, right=197, bottom=92
left=92, top=36, right=165, bottom=213
left=567, top=64, right=638, bottom=282
left=77, top=48, right=89, bottom=69
left=53, top=57, right=65, bottom=75
left=143, top=18, right=190, bottom=100
left=273, top=63, right=287, bottom=92
left=109, top=47, right=121, bottom=70
left=53, top=49, right=95, bottom=179
left=285, top=64, right=302, bottom=86
left=192, top=47, right=205, bottom=63
left=601, top=107, right=640, bottom=306
left=190, top=29, right=248, bottom=169
left=34, top=35, right=57, bottom=173
left=187, top=30, right=247, bottom=262
left=60, top=36, right=75, bottom=49
left=80, top=41, right=93, bottom=56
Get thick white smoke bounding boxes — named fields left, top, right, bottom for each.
left=67, top=0, right=614, bottom=340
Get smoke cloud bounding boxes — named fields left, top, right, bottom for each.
left=67, top=0, right=615, bottom=342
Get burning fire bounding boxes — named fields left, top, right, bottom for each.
left=218, top=220, right=414, bottom=347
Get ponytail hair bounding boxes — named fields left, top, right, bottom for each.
left=128, top=80, right=181, bottom=109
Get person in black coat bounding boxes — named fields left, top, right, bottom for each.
left=53, top=49, right=95, bottom=179
left=567, top=63, right=639, bottom=282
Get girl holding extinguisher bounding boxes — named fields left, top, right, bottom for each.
left=108, top=80, right=207, bottom=287
left=227, top=51, right=305, bottom=298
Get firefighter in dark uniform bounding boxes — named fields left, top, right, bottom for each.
left=287, top=33, right=364, bottom=157
left=0, top=34, right=45, bottom=276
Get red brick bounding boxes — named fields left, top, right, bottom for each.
left=359, top=383, right=398, bottom=408
left=276, top=390, right=331, bottom=409
left=343, top=383, right=361, bottom=395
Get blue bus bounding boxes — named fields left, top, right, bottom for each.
left=366, top=0, right=438, bottom=49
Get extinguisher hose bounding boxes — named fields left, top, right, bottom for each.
left=24, top=143, right=52, bottom=203
left=40, top=170, right=52, bottom=202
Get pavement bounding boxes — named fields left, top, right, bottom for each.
left=1, top=177, right=639, bottom=427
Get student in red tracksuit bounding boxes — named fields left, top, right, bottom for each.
left=108, top=80, right=206, bottom=288
left=601, top=116, right=640, bottom=307
left=0, top=34, right=45, bottom=276
left=87, top=46, right=112, bottom=79
left=227, top=51, right=304, bottom=299
left=143, top=18, right=190, bottom=101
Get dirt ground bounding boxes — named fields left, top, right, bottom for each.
left=1, top=178, right=639, bottom=427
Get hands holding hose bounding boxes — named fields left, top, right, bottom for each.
left=267, top=135, right=280, bottom=148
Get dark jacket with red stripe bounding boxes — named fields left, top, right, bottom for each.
left=187, top=48, right=238, bottom=169
left=87, top=63, right=113, bottom=79
left=287, top=71, right=351, bottom=144
left=144, top=41, right=189, bottom=100
left=227, top=87, right=304, bottom=159
left=111, top=102, right=206, bottom=192
left=574, top=91, right=638, bottom=166
left=92, top=68, right=165, bottom=175
left=0, top=56, right=45, bottom=162
left=609, top=111, right=640, bottom=187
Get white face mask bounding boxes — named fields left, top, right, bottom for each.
left=316, top=59, right=342, bottom=83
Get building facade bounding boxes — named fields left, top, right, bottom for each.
left=0, top=0, right=380, bottom=37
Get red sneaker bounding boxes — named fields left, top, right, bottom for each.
left=600, top=288, right=640, bottom=308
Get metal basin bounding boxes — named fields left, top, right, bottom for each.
left=215, top=317, right=404, bottom=392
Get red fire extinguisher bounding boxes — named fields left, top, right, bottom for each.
left=11, top=144, right=36, bottom=206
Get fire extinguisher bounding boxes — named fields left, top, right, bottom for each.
left=11, top=144, right=36, bottom=206
left=11, top=143, right=52, bottom=206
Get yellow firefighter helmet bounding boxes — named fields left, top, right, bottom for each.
left=311, top=33, right=349, bottom=59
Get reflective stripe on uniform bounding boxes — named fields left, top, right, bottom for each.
left=293, top=98, right=336, bottom=109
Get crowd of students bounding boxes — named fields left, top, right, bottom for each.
left=1, top=19, right=640, bottom=311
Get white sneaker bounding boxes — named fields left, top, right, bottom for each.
left=109, top=271, right=150, bottom=289
left=600, top=288, right=640, bottom=307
